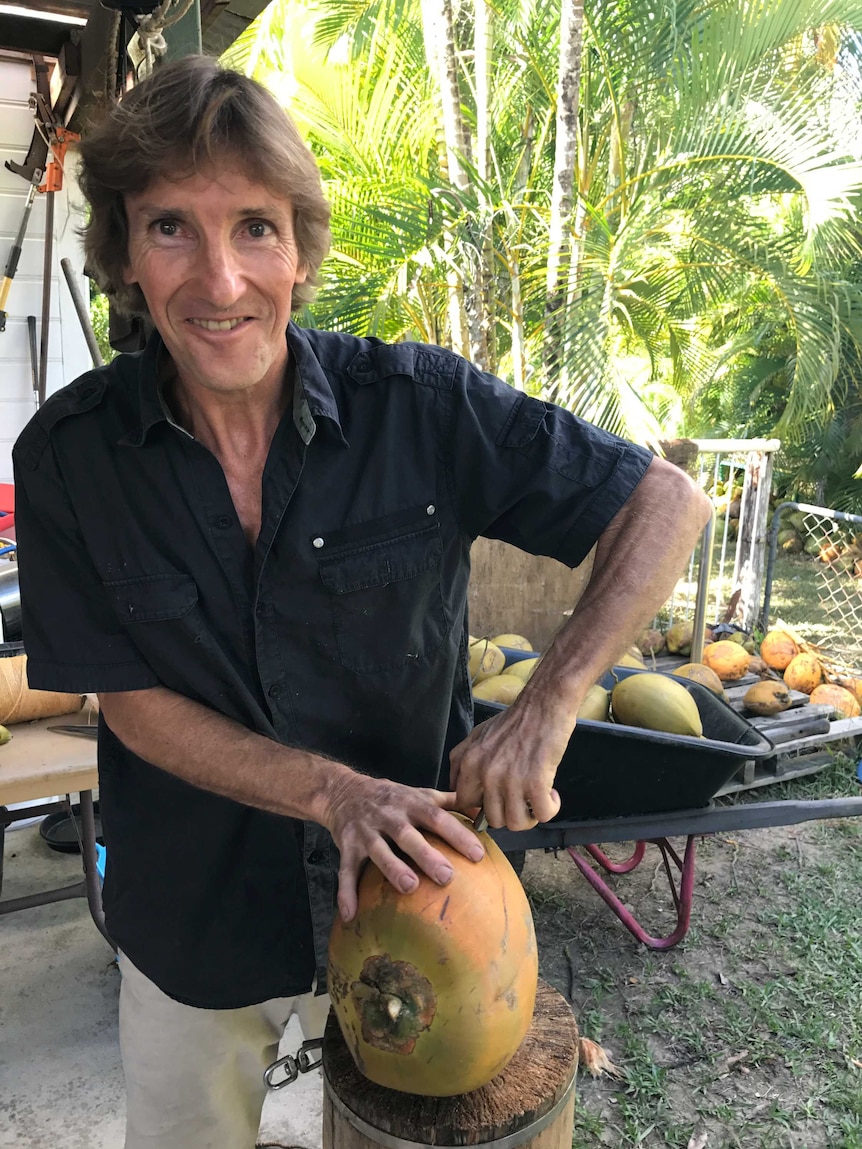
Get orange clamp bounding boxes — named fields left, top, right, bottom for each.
left=39, top=127, right=80, bottom=194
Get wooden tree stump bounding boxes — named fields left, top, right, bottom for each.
left=322, top=978, right=578, bottom=1148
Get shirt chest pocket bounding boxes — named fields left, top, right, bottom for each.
left=316, top=518, right=447, bottom=674
left=104, top=572, right=199, bottom=624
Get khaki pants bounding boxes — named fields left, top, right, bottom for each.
left=118, top=951, right=330, bottom=1149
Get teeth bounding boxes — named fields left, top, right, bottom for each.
left=189, top=318, right=245, bottom=331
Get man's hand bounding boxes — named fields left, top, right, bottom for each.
left=449, top=691, right=566, bottom=830
left=321, top=774, right=485, bottom=922
left=99, top=687, right=486, bottom=924
left=451, top=455, right=711, bottom=830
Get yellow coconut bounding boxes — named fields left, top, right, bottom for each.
left=472, top=674, right=525, bottom=706
left=505, top=656, right=541, bottom=683
left=577, top=684, right=611, bottom=722
left=490, top=633, right=534, bottom=652
left=637, top=629, right=666, bottom=656
left=616, top=653, right=646, bottom=670
left=759, top=629, right=800, bottom=672
left=665, top=621, right=694, bottom=656
left=783, top=652, right=823, bottom=695
left=468, top=639, right=506, bottom=683
left=672, top=663, right=726, bottom=697
left=701, top=640, right=750, bottom=681
left=743, top=681, right=792, bottom=717
left=809, top=683, right=861, bottom=718
left=610, top=673, right=703, bottom=737
left=835, top=676, right=862, bottom=705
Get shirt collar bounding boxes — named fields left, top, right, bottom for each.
left=119, top=323, right=347, bottom=448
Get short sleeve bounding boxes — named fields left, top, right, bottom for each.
left=447, top=363, right=654, bottom=566
left=12, top=436, right=159, bottom=694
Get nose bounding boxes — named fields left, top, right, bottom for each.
left=194, top=233, right=244, bottom=308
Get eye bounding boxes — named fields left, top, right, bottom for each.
left=153, top=218, right=180, bottom=237
left=246, top=219, right=274, bottom=238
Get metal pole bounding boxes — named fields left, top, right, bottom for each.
left=37, top=190, right=54, bottom=407
left=60, top=258, right=103, bottom=367
left=690, top=509, right=715, bottom=664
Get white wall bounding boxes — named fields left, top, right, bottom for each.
left=0, top=57, right=92, bottom=483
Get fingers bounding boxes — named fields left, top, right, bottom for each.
left=333, top=789, right=484, bottom=920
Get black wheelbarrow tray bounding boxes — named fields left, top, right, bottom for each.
left=474, top=663, right=862, bottom=949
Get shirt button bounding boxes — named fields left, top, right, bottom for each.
left=307, top=850, right=324, bottom=865
left=312, top=537, right=325, bottom=549
left=268, top=684, right=281, bottom=699
left=215, top=516, right=231, bottom=529
left=426, top=504, right=435, bottom=515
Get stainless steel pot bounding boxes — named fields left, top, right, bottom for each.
left=0, top=565, right=22, bottom=641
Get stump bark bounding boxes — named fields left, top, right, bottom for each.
left=322, top=978, right=578, bottom=1148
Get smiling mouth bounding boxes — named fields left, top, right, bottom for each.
left=187, top=317, right=249, bottom=331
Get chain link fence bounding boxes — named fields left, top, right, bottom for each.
left=762, top=502, right=862, bottom=674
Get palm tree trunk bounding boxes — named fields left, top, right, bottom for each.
left=510, top=253, right=526, bottom=391
left=543, top=0, right=584, bottom=390
left=475, top=0, right=495, bottom=372
left=421, top=0, right=489, bottom=366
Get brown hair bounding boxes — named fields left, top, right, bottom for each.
left=77, top=56, right=331, bottom=317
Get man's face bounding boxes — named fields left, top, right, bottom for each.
left=123, top=165, right=307, bottom=399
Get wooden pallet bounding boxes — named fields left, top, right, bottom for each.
left=719, top=676, right=862, bottom=793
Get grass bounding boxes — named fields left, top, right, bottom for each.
left=524, top=550, right=862, bottom=1145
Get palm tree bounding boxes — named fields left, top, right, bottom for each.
left=224, top=0, right=862, bottom=451
left=543, top=0, right=584, bottom=387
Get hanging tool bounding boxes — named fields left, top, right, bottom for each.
left=34, top=97, right=80, bottom=407
left=0, top=57, right=49, bottom=334
left=0, top=185, right=39, bottom=333
left=27, top=316, right=38, bottom=400
left=1, top=54, right=79, bottom=411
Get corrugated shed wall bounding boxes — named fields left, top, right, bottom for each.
left=0, top=56, right=90, bottom=482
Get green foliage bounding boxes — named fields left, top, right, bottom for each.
left=88, top=287, right=116, bottom=366
left=222, top=0, right=862, bottom=469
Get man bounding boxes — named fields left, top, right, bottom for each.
left=13, top=56, right=710, bottom=1149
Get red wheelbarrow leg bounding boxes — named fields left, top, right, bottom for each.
left=583, top=840, right=646, bottom=874
left=566, top=835, right=698, bottom=950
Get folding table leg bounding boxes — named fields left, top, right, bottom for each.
left=78, top=791, right=114, bottom=949
left=566, top=835, right=698, bottom=950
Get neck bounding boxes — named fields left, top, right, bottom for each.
left=163, top=361, right=294, bottom=459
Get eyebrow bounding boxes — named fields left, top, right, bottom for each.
left=130, top=204, right=290, bottom=221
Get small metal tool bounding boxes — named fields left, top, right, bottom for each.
left=473, top=808, right=488, bottom=833
left=48, top=724, right=98, bottom=738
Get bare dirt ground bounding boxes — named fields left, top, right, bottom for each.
left=521, top=799, right=862, bottom=1149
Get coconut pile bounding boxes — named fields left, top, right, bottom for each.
left=468, top=622, right=862, bottom=737
left=638, top=621, right=862, bottom=720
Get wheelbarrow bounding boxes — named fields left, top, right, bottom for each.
left=476, top=664, right=862, bottom=949
left=491, top=793, right=862, bottom=950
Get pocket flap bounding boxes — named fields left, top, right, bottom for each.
left=105, top=572, right=198, bottom=623
left=318, top=526, right=441, bottom=594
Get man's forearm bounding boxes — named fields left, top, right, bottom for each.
left=97, top=686, right=353, bottom=826
left=520, top=456, right=713, bottom=711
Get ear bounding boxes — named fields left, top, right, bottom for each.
left=295, top=261, right=308, bottom=286
left=121, top=261, right=138, bottom=286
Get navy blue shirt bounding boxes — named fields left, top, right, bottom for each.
left=13, top=324, right=651, bottom=1008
